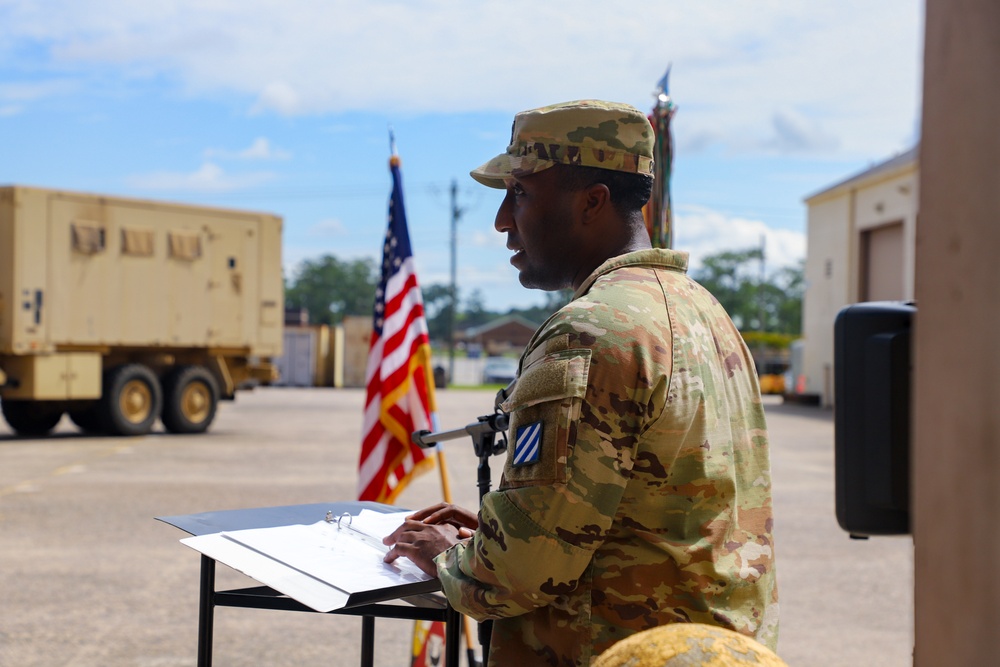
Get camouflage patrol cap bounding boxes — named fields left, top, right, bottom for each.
left=470, top=99, right=655, bottom=189
left=593, top=624, right=787, bottom=667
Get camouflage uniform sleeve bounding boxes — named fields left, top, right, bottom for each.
left=435, top=305, right=658, bottom=620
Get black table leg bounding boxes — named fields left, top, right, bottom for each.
left=445, top=606, right=462, bottom=666
left=360, top=615, right=375, bottom=666
left=198, top=555, right=216, bottom=667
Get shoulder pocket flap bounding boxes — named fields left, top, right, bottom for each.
left=501, top=349, right=591, bottom=412
left=521, top=333, right=571, bottom=368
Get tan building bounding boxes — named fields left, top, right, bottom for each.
left=800, top=147, right=918, bottom=406
left=459, top=315, right=538, bottom=357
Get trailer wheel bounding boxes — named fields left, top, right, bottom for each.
left=100, top=364, right=162, bottom=436
left=0, top=400, right=64, bottom=436
left=161, top=365, right=219, bottom=434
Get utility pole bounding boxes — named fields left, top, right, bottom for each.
left=448, top=179, right=464, bottom=385
left=758, top=234, right=767, bottom=332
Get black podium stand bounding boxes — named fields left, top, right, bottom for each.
left=158, top=502, right=462, bottom=667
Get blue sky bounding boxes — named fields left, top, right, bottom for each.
left=0, top=1, right=923, bottom=311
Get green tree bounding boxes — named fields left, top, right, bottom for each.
left=285, top=255, right=378, bottom=325
left=769, top=261, right=804, bottom=335
left=421, top=283, right=456, bottom=341
left=458, top=289, right=495, bottom=329
left=509, top=290, right=572, bottom=325
left=693, top=248, right=764, bottom=330
left=692, top=248, right=803, bottom=335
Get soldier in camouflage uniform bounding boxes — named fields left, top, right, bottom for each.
left=384, top=100, right=779, bottom=666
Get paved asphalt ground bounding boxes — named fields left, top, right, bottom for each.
left=0, top=388, right=913, bottom=666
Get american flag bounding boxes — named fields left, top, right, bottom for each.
left=357, top=152, right=438, bottom=503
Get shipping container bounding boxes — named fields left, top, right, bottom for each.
left=0, top=185, right=283, bottom=436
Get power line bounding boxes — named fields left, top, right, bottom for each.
left=149, top=181, right=479, bottom=204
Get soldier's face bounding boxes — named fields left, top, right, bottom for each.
left=495, top=168, right=584, bottom=291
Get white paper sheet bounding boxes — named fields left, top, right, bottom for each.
left=182, top=532, right=351, bottom=612
left=223, top=517, right=430, bottom=593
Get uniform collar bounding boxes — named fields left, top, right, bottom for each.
left=572, top=248, right=690, bottom=300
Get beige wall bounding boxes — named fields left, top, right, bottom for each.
left=341, top=315, right=372, bottom=388
left=802, top=166, right=918, bottom=406
left=802, top=196, right=851, bottom=404
left=914, top=1, right=1000, bottom=663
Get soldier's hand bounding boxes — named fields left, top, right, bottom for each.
left=407, top=502, right=479, bottom=536
left=382, top=518, right=464, bottom=577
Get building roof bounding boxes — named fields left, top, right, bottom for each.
left=804, top=145, right=919, bottom=203
left=461, top=314, right=539, bottom=338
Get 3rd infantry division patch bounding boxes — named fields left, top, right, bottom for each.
left=514, top=421, right=542, bottom=466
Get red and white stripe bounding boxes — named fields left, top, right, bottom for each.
left=358, top=255, right=436, bottom=502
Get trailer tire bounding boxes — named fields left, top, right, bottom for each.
left=100, top=364, right=162, bottom=436
left=161, top=365, right=219, bottom=434
left=0, top=400, right=64, bottom=436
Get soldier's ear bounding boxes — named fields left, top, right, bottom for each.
left=580, top=183, right=611, bottom=224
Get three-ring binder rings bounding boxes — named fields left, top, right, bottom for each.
left=180, top=509, right=440, bottom=612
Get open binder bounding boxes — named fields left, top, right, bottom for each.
left=180, top=508, right=442, bottom=613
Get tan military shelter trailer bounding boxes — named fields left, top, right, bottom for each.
left=0, top=186, right=283, bottom=436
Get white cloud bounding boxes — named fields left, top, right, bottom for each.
left=762, top=108, right=839, bottom=154
left=468, top=229, right=506, bottom=250
left=673, top=204, right=805, bottom=273
left=677, top=129, right=719, bottom=154
left=251, top=81, right=301, bottom=116
left=241, top=137, right=289, bottom=160
left=0, top=79, right=79, bottom=103
left=204, top=137, right=291, bottom=161
left=126, top=162, right=276, bottom=192
left=4, top=0, right=922, bottom=158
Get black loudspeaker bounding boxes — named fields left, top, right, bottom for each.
left=834, top=301, right=914, bottom=537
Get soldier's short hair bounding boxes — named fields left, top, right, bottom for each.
left=553, top=164, right=654, bottom=217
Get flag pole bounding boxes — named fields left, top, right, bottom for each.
left=435, top=446, right=481, bottom=667
left=385, top=130, right=480, bottom=667
left=358, top=132, right=439, bottom=503
left=650, top=64, right=677, bottom=249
